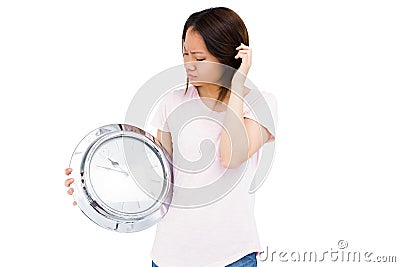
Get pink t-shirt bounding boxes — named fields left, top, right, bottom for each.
left=150, top=83, right=277, bottom=267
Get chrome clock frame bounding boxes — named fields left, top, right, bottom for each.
left=68, top=123, right=173, bottom=233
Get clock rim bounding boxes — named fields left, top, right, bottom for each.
left=68, top=123, right=174, bottom=233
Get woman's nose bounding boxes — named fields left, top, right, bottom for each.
left=184, top=61, right=196, bottom=71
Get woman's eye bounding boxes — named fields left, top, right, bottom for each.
left=182, top=53, right=205, bottom=61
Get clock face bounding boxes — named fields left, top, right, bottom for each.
left=88, top=135, right=166, bottom=214
left=69, top=124, right=173, bottom=232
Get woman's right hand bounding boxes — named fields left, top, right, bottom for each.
left=65, top=168, right=77, bottom=206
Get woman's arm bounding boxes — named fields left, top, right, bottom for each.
left=220, top=43, right=274, bottom=168
left=157, top=129, right=173, bottom=159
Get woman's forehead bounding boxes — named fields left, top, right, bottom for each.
left=183, top=29, right=207, bottom=52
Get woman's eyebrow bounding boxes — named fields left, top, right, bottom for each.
left=183, top=46, right=205, bottom=54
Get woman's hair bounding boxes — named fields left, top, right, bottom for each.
left=182, top=7, right=249, bottom=105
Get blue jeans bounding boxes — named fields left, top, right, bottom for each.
left=152, top=252, right=257, bottom=267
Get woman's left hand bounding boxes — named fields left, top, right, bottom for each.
left=232, top=43, right=252, bottom=91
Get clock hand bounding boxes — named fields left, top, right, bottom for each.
left=108, top=158, right=120, bottom=167
left=95, top=165, right=129, bottom=176
left=107, top=157, right=131, bottom=174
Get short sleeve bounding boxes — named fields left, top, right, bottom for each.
left=243, top=91, right=278, bottom=142
left=150, top=94, right=171, bottom=132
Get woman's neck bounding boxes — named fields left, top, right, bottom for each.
left=197, top=84, right=229, bottom=100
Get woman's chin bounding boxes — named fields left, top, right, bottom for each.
left=189, top=80, right=201, bottom=86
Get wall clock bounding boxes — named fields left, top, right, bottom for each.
left=68, top=123, right=173, bottom=233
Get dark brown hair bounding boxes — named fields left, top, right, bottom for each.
left=182, top=7, right=249, bottom=106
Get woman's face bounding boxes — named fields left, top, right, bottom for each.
left=183, top=26, right=224, bottom=87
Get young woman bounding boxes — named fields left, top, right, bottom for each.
left=65, top=6, right=276, bottom=267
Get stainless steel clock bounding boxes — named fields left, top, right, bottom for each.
left=68, top=123, right=173, bottom=233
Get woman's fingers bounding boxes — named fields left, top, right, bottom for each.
left=234, top=43, right=251, bottom=58
left=65, top=168, right=72, bottom=175
left=65, top=167, right=77, bottom=206
left=65, top=178, right=74, bottom=187
left=236, top=43, right=247, bottom=50
left=234, top=50, right=248, bottom=59
left=67, top=187, right=74, bottom=195
left=65, top=167, right=74, bottom=187
left=234, top=43, right=252, bottom=73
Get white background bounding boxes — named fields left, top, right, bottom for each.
left=1, top=0, right=399, bottom=266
